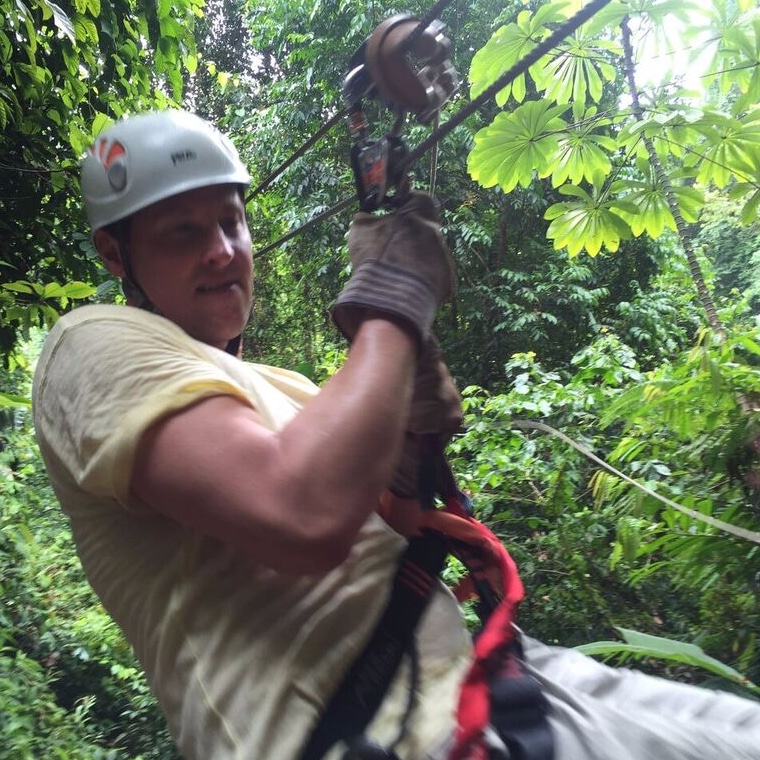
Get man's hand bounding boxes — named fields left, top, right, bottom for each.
left=331, top=191, right=455, bottom=349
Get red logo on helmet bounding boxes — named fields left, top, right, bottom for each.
left=91, top=137, right=126, bottom=169
left=90, top=137, right=128, bottom=191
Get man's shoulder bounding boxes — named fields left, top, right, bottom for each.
left=35, top=305, right=205, bottom=391
left=55, top=303, right=174, bottom=331
left=46, top=304, right=192, bottom=352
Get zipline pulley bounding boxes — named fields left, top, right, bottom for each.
left=343, top=14, right=458, bottom=211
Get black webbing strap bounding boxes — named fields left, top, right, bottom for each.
left=301, top=450, right=554, bottom=760
left=300, top=529, right=449, bottom=760
left=488, top=639, right=554, bottom=760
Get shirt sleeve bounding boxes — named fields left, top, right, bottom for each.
left=33, top=306, right=255, bottom=512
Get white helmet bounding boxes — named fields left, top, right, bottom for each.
left=81, top=110, right=251, bottom=231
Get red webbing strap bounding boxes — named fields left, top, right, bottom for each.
left=418, top=500, right=525, bottom=760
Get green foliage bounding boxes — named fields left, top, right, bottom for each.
left=544, top=182, right=635, bottom=256
left=0, top=341, right=177, bottom=758
left=468, top=102, right=569, bottom=193
left=0, top=0, right=201, bottom=357
left=589, top=325, right=760, bottom=679
left=610, top=236, right=705, bottom=368
left=466, top=0, right=760, bottom=257
left=447, top=344, right=669, bottom=646
left=695, top=191, right=760, bottom=309
left=448, top=325, right=760, bottom=680
left=443, top=186, right=665, bottom=386
left=3, top=0, right=760, bottom=750
left=577, top=627, right=760, bottom=696
left=0, top=650, right=118, bottom=760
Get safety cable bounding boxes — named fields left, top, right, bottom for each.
left=245, top=107, right=349, bottom=203
left=252, top=0, right=614, bottom=258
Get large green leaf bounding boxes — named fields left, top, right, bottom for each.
left=577, top=627, right=760, bottom=695
left=532, top=29, right=619, bottom=120
left=72, top=13, right=98, bottom=43
left=609, top=176, right=676, bottom=238
left=41, top=0, right=75, bottom=43
left=608, top=175, right=703, bottom=237
left=544, top=185, right=634, bottom=256
left=551, top=111, right=616, bottom=186
left=468, top=101, right=569, bottom=192
left=468, top=4, right=566, bottom=106
left=60, top=281, right=97, bottom=299
left=0, top=391, right=31, bottom=408
left=698, top=2, right=760, bottom=106
left=694, top=112, right=760, bottom=188
left=728, top=182, right=760, bottom=224
left=618, top=109, right=704, bottom=165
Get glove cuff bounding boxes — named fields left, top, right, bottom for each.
left=331, top=259, right=437, bottom=346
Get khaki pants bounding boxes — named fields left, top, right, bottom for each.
left=524, top=636, right=760, bottom=760
left=424, top=636, right=760, bottom=760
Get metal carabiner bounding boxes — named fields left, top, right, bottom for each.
left=342, top=14, right=459, bottom=211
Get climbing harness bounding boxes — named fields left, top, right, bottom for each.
left=301, top=443, right=554, bottom=760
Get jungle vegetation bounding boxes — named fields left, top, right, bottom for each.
left=1, top=0, right=759, bottom=755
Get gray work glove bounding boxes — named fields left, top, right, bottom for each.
left=331, top=191, right=455, bottom=348
left=390, top=336, right=464, bottom=498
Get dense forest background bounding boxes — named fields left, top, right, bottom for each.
left=2, top=0, right=760, bottom=756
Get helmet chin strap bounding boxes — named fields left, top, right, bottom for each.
left=121, top=273, right=158, bottom=312
left=117, top=235, right=242, bottom=357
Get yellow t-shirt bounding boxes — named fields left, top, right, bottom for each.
left=33, top=304, right=470, bottom=760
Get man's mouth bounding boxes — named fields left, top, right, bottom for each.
left=197, top=280, right=238, bottom=294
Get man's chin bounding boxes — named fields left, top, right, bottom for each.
left=186, top=320, right=247, bottom=351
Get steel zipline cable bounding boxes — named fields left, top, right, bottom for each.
left=252, top=0, right=614, bottom=259
left=245, top=108, right=349, bottom=203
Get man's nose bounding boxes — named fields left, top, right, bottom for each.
left=202, top=225, right=235, bottom=266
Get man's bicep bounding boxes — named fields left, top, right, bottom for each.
left=129, top=394, right=295, bottom=565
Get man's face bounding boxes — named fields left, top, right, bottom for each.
left=126, top=184, right=253, bottom=349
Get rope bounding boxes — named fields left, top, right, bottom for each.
left=513, top=420, right=760, bottom=546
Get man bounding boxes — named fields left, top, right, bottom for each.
left=34, top=110, right=760, bottom=760
left=33, top=109, right=470, bottom=760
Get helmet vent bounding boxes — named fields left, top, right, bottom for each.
left=107, top=160, right=127, bottom=192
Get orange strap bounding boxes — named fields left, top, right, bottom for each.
left=378, top=487, right=526, bottom=759
left=418, top=503, right=524, bottom=760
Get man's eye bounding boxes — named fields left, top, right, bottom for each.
left=221, top=216, right=243, bottom=235
left=173, top=223, right=200, bottom=236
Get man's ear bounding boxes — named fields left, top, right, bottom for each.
left=93, top=229, right=127, bottom=278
